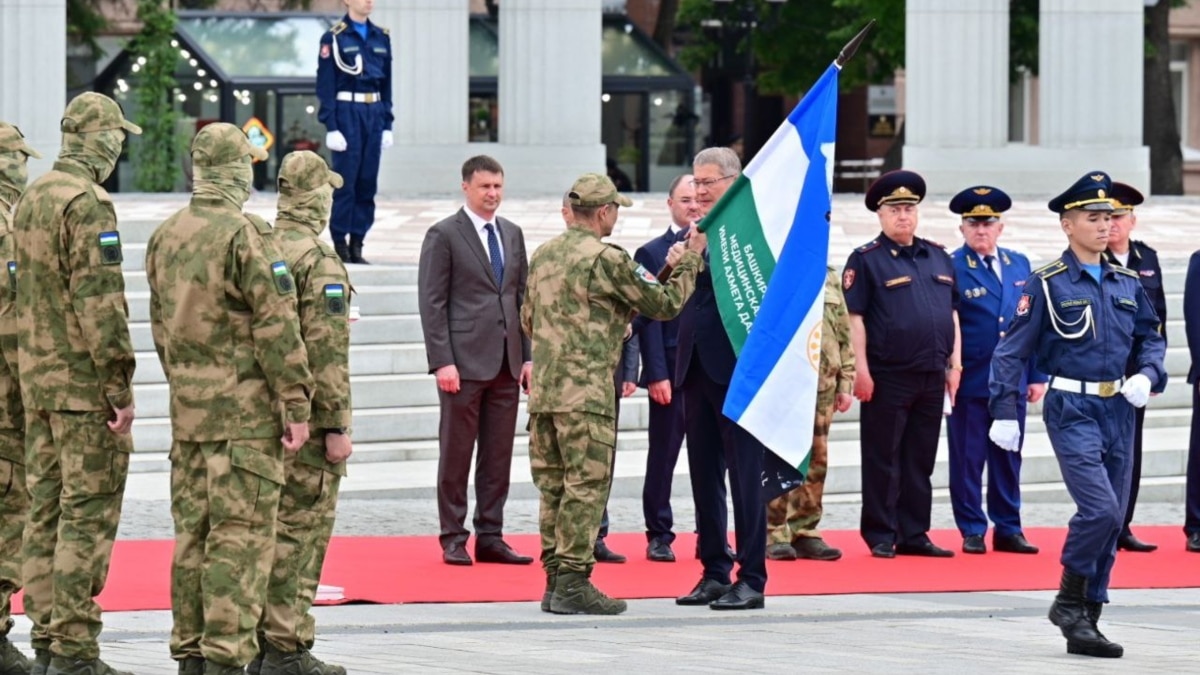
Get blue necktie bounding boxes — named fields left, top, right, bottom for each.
left=485, top=223, right=503, bottom=286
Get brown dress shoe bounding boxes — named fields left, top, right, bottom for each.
left=443, top=542, right=473, bottom=565
left=475, top=539, right=534, bottom=564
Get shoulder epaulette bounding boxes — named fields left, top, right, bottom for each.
left=856, top=239, right=880, bottom=254
left=1112, top=265, right=1139, bottom=279
left=1134, top=240, right=1156, bottom=254
left=316, top=240, right=339, bottom=259
left=330, top=21, right=347, bottom=36
left=88, top=183, right=112, bottom=203
left=923, top=237, right=946, bottom=250
left=380, top=26, right=390, bottom=36
left=1034, top=259, right=1067, bottom=280
left=244, top=212, right=273, bottom=235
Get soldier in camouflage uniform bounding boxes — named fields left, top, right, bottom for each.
left=765, top=267, right=855, bottom=562
left=0, top=121, right=39, bottom=675
left=13, top=93, right=139, bottom=675
left=146, top=123, right=314, bottom=675
left=521, top=173, right=705, bottom=615
left=248, top=151, right=351, bottom=675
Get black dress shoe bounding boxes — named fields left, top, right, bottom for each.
left=646, top=539, right=676, bottom=562
left=443, top=542, right=472, bottom=566
left=1116, top=533, right=1157, bottom=552
left=962, top=535, right=986, bottom=554
left=994, top=533, right=1039, bottom=554
left=896, top=541, right=955, bottom=558
left=676, top=577, right=731, bottom=606
left=870, top=543, right=895, bottom=559
left=594, top=540, right=627, bottom=563
left=1187, top=532, right=1200, bottom=553
left=709, top=581, right=765, bottom=610
left=475, top=540, right=534, bottom=565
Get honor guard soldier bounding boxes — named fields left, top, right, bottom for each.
left=1103, top=182, right=1166, bottom=553
left=317, top=0, right=393, bottom=264
left=989, top=171, right=1166, bottom=659
left=843, top=170, right=962, bottom=560
left=947, top=186, right=1045, bottom=556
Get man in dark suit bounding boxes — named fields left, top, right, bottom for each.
left=1183, top=249, right=1200, bottom=553
left=946, top=185, right=1045, bottom=555
left=674, top=148, right=767, bottom=611
left=1104, top=182, right=1166, bottom=553
left=634, top=174, right=699, bottom=563
left=418, top=155, right=533, bottom=566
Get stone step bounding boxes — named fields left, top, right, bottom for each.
left=121, top=265, right=418, bottom=294
left=123, top=285, right=417, bottom=323
left=128, top=313, right=424, bottom=352
left=131, top=344, right=430, bottom=385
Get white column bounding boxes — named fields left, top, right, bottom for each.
left=0, top=0, right=66, bottom=178
left=492, top=0, right=604, bottom=193
left=1040, top=0, right=1143, bottom=148
left=905, top=0, right=1008, bottom=149
left=374, top=0, right=471, bottom=196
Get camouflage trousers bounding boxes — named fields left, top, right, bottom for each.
left=767, top=395, right=835, bottom=545
left=528, top=412, right=616, bottom=575
left=260, top=449, right=341, bottom=653
left=0, top=429, right=28, bottom=639
left=22, top=410, right=130, bottom=660
left=170, top=438, right=284, bottom=668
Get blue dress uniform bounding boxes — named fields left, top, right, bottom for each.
left=1101, top=182, right=1167, bottom=551
left=843, top=170, right=959, bottom=557
left=989, top=171, right=1165, bottom=658
left=946, top=186, right=1046, bottom=553
left=317, top=14, right=392, bottom=262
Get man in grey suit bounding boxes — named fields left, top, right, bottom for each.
left=418, top=155, right=533, bottom=566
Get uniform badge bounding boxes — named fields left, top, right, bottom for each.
left=884, top=275, right=911, bottom=288
left=324, top=284, right=347, bottom=315
left=1016, top=294, right=1031, bottom=316
left=271, top=261, right=295, bottom=294
left=320, top=44, right=331, bottom=59
left=633, top=264, right=660, bottom=285
left=98, top=231, right=122, bottom=265
left=842, top=268, right=855, bottom=290
left=6, top=261, right=14, bottom=294
left=1139, top=270, right=1156, bottom=277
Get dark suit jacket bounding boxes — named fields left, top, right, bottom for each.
left=1105, top=240, right=1167, bottom=378
left=675, top=259, right=737, bottom=388
left=1185, top=251, right=1200, bottom=384
left=634, top=228, right=683, bottom=387
left=417, top=208, right=529, bottom=381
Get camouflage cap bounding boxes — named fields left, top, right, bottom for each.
left=0, top=122, right=41, bottom=159
left=278, top=150, right=343, bottom=193
left=191, top=122, right=270, bottom=167
left=60, top=92, right=142, bottom=135
left=568, top=173, right=633, bottom=208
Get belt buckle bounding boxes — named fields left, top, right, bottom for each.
left=1098, top=381, right=1117, bottom=397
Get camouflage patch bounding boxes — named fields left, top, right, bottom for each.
left=633, top=264, right=659, bottom=285
left=324, top=283, right=346, bottom=315
left=98, top=231, right=123, bottom=265
left=6, top=261, right=14, bottom=294
left=272, top=260, right=295, bottom=294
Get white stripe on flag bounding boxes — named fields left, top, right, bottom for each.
left=744, top=121, right=809, bottom=259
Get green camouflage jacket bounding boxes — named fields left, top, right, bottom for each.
left=821, top=266, right=855, bottom=396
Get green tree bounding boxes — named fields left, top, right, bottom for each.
left=131, top=1, right=179, bottom=192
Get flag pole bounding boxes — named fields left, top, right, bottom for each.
left=835, top=20, right=875, bottom=70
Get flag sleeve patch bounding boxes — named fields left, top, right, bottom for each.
left=98, top=231, right=123, bottom=265
left=634, top=264, right=660, bottom=285
left=324, top=283, right=347, bottom=315
left=272, top=261, right=295, bottom=294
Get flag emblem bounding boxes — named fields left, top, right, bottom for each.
left=324, top=283, right=346, bottom=315
left=272, top=261, right=294, bottom=294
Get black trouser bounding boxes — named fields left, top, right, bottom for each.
left=859, top=369, right=945, bottom=549
left=1185, top=380, right=1200, bottom=536
left=1120, top=406, right=1146, bottom=536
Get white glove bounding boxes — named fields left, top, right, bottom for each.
left=325, top=131, right=348, bottom=152
left=988, top=419, right=1022, bottom=453
left=381, top=129, right=394, bottom=150
left=1120, top=373, right=1152, bottom=408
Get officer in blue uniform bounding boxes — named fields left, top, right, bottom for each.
left=948, top=186, right=1046, bottom=556
left=1184, top=248, right=1200, bottom=553
left=843, top=170, right=962, bottom=559
left=1102, top=182, right=1167, bottom=553
left=989, top=171, right=1166, bottom=659
left=317, top=0, right=393, bottom=264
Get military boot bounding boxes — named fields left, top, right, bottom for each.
left=1047, top=570, right=1123, bottom=658
left=259, top=641, right=345, bottom=675
left=177, top=657, right=205, bottom=675
left=540, top=572, right=557, bottom=613
left=202, top=663, right=245, bottom=675
left=0, top=634, right=32, bottom=674
left=549, top=571, right=627, bottom=615
left=27, top=649, right=50, bottom=675
left=45, top=656, right=134, bottom=675
left=347, top=236, right=369, bottom=265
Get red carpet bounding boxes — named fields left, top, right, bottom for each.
left=10, top=526, right=1199, bottom=612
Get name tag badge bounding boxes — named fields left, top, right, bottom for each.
left=884, top=275, right=912, bottom=288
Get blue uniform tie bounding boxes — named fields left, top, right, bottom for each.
left=485, top=223, right=503, bottom=286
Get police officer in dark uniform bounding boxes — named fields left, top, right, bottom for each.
left=317, top=0, right=393, bottom=265
left=989, top=171, right=1166, bottom=659
left=843, top=170, right=962, bottom=559
left=1184, top=249, right=1200, bottom=553
left=947, top=186, right=1045, bottom=555
left=1102, top=182, right=1166, bottom=553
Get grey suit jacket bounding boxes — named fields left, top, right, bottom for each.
left=417, top=208, right=530, bottom=381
